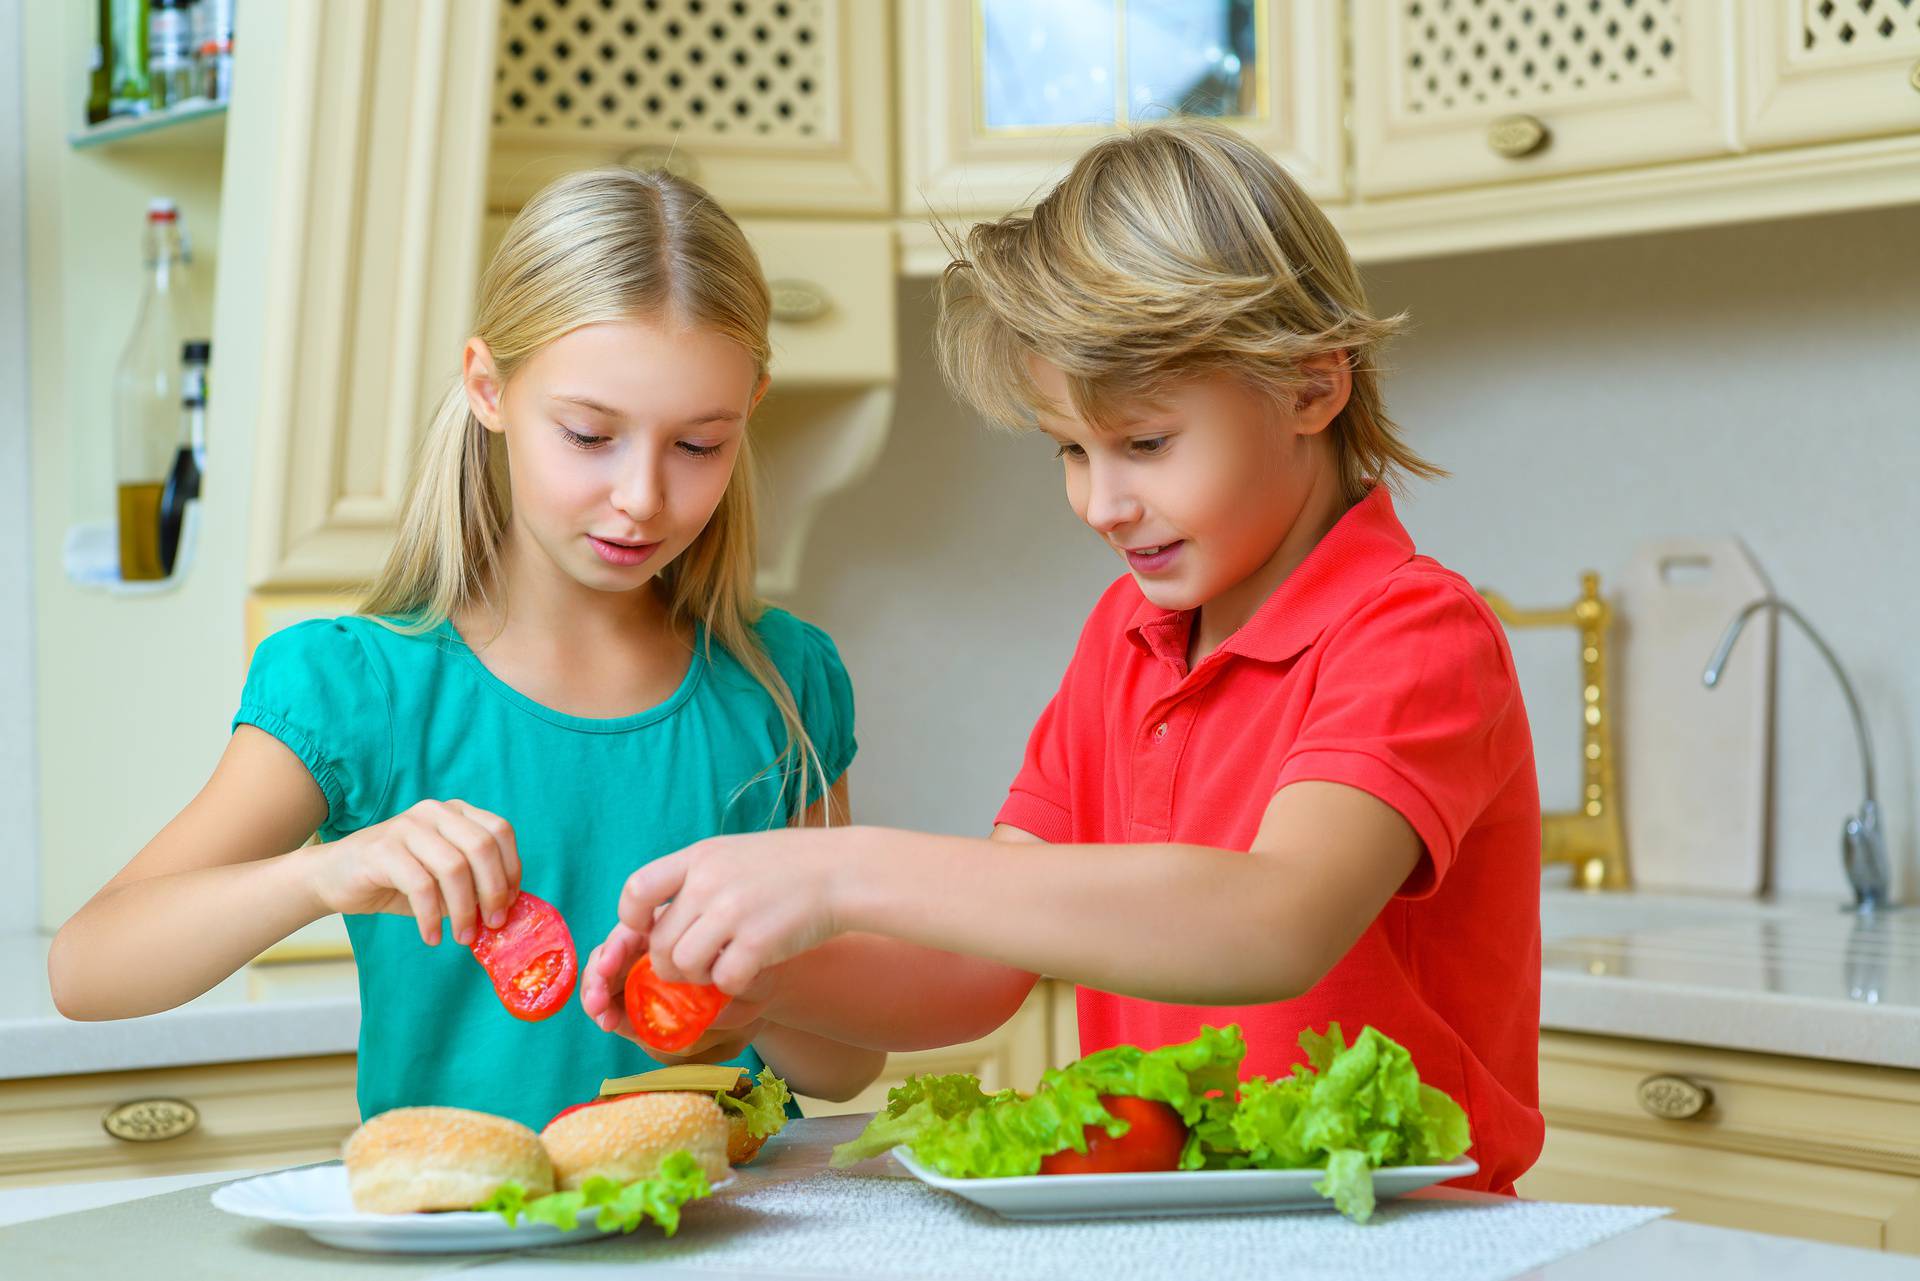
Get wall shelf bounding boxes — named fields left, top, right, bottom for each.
left=69, top=101, right=227, bottom=153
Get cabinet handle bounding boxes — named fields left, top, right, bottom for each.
left=1637, top=1074, right=1712, bottom=1121
left=1908, top=60, right=1920, bottom=94
left=619, top=144, right=698, bottom=181
left=769, top=279, right=832, bottom=324
left=102, top=1097, right=200, bottom=1142
left=1487, top=114, right=1550, bottom=159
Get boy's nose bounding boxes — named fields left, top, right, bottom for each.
left=1083, top=468, right=1143, bottom=536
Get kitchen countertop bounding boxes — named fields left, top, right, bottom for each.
left=2, top=1115, right=1915, bottom=1280
left=4, top=886, right=1916, bottom=1081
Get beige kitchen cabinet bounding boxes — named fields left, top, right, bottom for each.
left=799, top=980, right=1079, bottom=1117
left=488, top=0, right=892, bottom=216
left=1518, top=1030, right=1920, bottom=1254
left=1741, top=0, right=1920, bottom=150
left=900, top=1, right=1344, bottom=218
left=0, top=1056, right=360, bottom=1190
left=1351, top=0, right=1735, bottom=198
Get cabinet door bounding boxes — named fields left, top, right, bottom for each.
left=1742, top=0, right=1920, bottom=149
left=489, top=0, right=891, bottom=215
left=1353, top=0, right=1736, bottom=198
left=902, top=1, right=1344, bottom=217
left=247, top=0, right=499, bottom=590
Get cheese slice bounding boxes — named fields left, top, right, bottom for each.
left=599, top=1063, right=746, bottom=1098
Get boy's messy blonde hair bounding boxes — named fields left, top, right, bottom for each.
left=936, top=120, right=1440, bottom=504
left=363, top=167, right=836, bottom=823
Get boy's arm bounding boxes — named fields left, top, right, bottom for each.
left=630, top=779, right=1421, bottom=1012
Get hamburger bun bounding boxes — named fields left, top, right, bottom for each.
left=540, top=1092, right=729, bottom=1189
left=343, top=1106, right=552, bottom=1214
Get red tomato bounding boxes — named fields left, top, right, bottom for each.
left=467, top=892, right=577, bottom=1022
left=545, top=1096, right=618, bottom=1129
left=623, top=953, right=730, bottom=1052
left=1038, top=1096, right=1188, bottom=1175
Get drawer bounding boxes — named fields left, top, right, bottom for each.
left=1538, top=1030, right=1920, bottom=1175
left=0, top=1056, right=359, bottom=1189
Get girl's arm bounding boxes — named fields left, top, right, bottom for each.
left=49, top=726, right=522, bottom=1020
left=611, top=779, right=1422, bottom=1037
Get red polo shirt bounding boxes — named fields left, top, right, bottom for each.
left=997, top=486, right=1543, bottom=1194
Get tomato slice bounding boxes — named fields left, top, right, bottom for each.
left=1037, top=1095, right=1187, bottom=1175
left=623, top=953, right=730, bottom=1052
left=545, top=1096, right=619, bottom=1129
left=467, top=891, right=577, bottom=1022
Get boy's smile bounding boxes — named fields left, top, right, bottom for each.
left=1028, top=355, right=1354, bottom=662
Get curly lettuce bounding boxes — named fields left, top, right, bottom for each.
left=717, top=1066, right=793, bottom=1141
left=475, top=1150, right=712, bottom=1235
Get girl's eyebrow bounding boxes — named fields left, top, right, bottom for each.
left=551, top=393, right=741, bottom=427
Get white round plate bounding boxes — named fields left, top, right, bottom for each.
left=211, top=1162, right=727, bottom=1254
left=891, top=1148, right=1478, bottom=1221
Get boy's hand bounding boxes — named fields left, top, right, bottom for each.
left=603, top=827, right=867, bottom=998
left=580, top=920, right=778, bottom=1060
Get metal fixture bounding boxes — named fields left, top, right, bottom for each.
left=1703, top=597, right=1891, bottom=915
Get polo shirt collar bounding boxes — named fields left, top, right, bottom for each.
left=1125, top=485, right=1416, bottom=669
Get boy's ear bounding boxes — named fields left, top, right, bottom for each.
left=1291, top=350, right=1352, bottom=437
left=463, top=337, right=506, bottom=434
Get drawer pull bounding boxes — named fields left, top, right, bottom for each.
left=1637, top=1074, right=1712, bottom=1120
left=769, top=279, right=832, bottom=324
left=1909, top=60, right=1920, bottom=94
left=1487, top=114, right=1550, bottom=159
left=619, top=144, right=698, bottom=181
left=102, top=1098, right=200, bottom=1142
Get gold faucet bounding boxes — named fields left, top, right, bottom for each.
left=1479, top=572, right=1630, bottom=891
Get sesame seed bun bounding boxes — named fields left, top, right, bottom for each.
left=539, top=1092, right=729, bottom=1190
left=343, top=1106, right=552, bottom=1214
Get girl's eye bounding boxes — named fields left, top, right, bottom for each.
left=677, top=440, right=725, bottom=458
left=558, top=426, right=608, bottom=450
left=1053, top=442, right=1086, bottom=461
left=1130, top=436, right=1170, bottom=456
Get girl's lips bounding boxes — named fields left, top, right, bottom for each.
left=588, top=535, right=661, bottom=567
left=1125, top=541, right=1184, bottom=574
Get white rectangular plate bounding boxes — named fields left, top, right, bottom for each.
left=891, top=1148, right=1478, bottom=1222
left=211, top=1162, right=727, bottom=1254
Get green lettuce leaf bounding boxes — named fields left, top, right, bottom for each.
left=717, top=1067, right=794, bottom=1140
left=475, top=1150, right=712, bottom=1235
left=829, top=1072, right=1013, bottom=1168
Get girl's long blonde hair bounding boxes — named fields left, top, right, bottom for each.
left=936, top=120, right=1441, bottom=505
left=362, top=167, right=835, bottom=823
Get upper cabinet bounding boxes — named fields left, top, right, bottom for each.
left=1352, top=0, right=1735, bottom=198
left=487, top=0, right=892, bottom=216
left=902, top=1, right=1345, bottom=215
left=1742, top=0, right=1920, bottom=150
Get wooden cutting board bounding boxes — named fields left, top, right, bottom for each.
left=1615, top=539, right=1775, bottom=894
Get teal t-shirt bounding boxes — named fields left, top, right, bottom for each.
left=233, top=608, right=855, bottom=1131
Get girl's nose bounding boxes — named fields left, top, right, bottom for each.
left=608, top=449, right=666, bottom=523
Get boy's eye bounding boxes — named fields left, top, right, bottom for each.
left=558, top=425, right=608, bottom=450
left=677, top=440, right=725, bottom=458
left=1052, top=442, right=1086, bottom=461
left=1130, top=436, right=1170, bottom=456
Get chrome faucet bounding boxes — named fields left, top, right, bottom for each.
left=1703, top=597, right=1892, bottom=915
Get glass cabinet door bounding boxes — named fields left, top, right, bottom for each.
left=904, top=1, right=1342, bottom=216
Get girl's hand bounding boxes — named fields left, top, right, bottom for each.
left=580, top=921, right=778, bottom=1060
left=298, top=799, right=521, bottom=947
left=606, top=827, right=868, bottom=997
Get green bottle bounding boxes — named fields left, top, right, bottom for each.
left=108, top=0, right=150, bottom=117
left=87, top=0, right=113, bottom=124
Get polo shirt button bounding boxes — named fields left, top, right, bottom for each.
left=1153, top=722, right=1169, bottom=740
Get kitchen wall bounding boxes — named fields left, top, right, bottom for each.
left=784, top=202, right=1920, bottom=905
left=0, top=0, right=38, bottom=934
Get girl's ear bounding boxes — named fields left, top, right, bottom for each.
left=1290, top=350, right=1352, bottom=437
left=749, top=371, right=771, bottom=415
left=463, top=337, right=506, bottom=434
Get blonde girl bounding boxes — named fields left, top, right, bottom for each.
left=50, top=168, right=882, bottom=1128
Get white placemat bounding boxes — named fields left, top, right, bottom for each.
left=532, top=1172, right=1670, bottom=1280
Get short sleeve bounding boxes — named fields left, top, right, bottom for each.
left=756, top=609, right=858, bottom=797
left=1273, top=579, right=1526, bottom=900
left=232, top=618, right=395, bottom=836
left=996, top=675, right=1075, bottom=844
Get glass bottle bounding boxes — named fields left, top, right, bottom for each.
left=88, top=0, right=114, bottom=125
left=108, top=0, right=151, bottom=117
left=148, top=0, right=198, bottom=111
left=113, top=200, right=192, bottom=582
left=158, top=341, right=208, bottom=577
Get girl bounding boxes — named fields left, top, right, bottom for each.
left=579, top=122, right=1546, bottom=1194
left=48, top=168, right=884, bottom=1130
